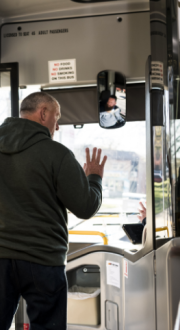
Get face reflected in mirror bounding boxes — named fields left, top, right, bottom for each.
left=97, top=71, right=126, bottom=129
left=106, top=96, right=116, bottom=109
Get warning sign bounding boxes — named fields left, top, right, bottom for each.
left=48, top=59, right=76, bottom=84
left=151, top=61, right=164, bottom=88
left=124, top=259, right=128, bottom=278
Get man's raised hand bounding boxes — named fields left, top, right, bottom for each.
left=83, top=147, right=107, bottom=178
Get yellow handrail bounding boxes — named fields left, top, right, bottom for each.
left=156, top=226, right=169, bottom=238
left=69, top=230, right=108, bottom=245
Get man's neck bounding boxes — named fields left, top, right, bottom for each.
left=20, top=114, right=42, bottom=126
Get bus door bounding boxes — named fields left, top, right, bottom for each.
left=0, top=62, right=19, bottom=120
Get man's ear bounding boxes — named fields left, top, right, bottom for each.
left=40, top=106, right=47, bottom=123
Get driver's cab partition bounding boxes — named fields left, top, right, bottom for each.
left=66, top=248, right=156, bottom=330
left=66, top=251, right=124, bottom=330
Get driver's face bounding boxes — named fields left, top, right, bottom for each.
left=107, top=98, right=116, bottom=108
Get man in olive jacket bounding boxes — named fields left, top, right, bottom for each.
left=0, top=92, right=107, bottom=330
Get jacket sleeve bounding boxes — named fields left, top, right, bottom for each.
left=56, top=151, right=102, bottom=219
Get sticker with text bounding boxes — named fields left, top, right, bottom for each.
left=106, top=260, right=120, bottom=288
left=23, top=324, right=29, bottom=330
left=151, top=61, right=164, bottom=88
left=48, top=59, right=76, bottom=84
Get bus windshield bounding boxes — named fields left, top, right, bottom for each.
left=53, top=122, right=146, bottom=245
left=54, top=122, right=146, bottom=215
left=18, top=87, right=147, bottom=246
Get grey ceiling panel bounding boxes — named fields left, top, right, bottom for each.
left=1, top=12, right=150, bottom=85
left=0, top=1, right=149, bottom=21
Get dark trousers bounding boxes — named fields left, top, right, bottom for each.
left=0, top=259, right=67, bottom=330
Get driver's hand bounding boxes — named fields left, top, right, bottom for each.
left=137, top=201, right=146, bottom=222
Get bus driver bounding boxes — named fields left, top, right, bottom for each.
left=99, top=95, right=125, bottom=128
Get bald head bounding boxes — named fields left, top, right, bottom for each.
left=20, top=92, right=61, bottom=139
left=20, top=91, right=59, bottom=114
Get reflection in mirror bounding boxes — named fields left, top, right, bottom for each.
left=97, top=70, right=126, bottom=129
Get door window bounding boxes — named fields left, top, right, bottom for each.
left=0, top=72, right=11, bottom=123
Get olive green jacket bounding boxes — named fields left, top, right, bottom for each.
left=0, top=118, right=102, bottom=266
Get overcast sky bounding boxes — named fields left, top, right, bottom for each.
left=55, top=121, right=146, bottom=159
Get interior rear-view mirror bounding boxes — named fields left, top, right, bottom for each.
left=97, top=70, right=126, bottom=129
